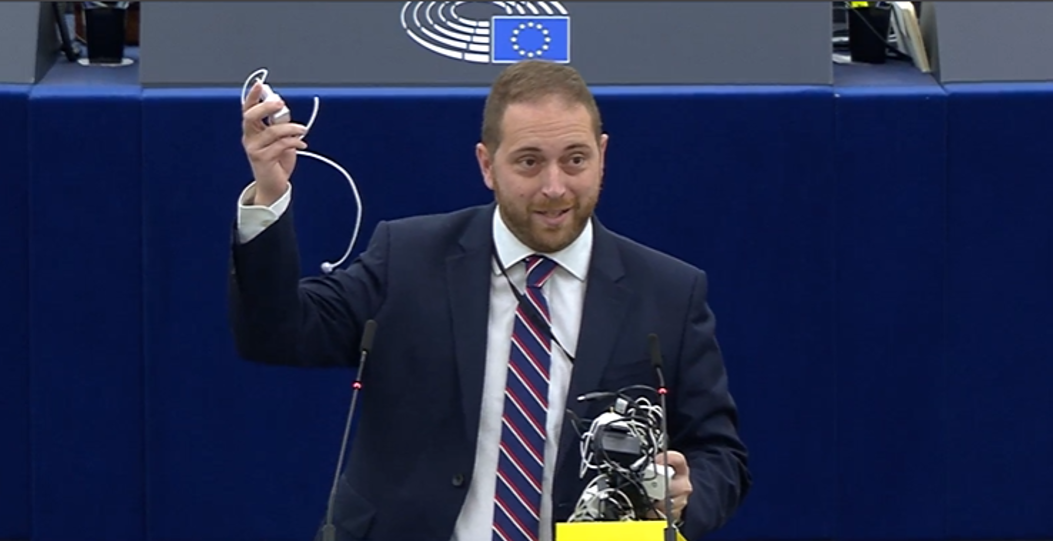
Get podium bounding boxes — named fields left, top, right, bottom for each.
left=138, top=1, right=831, bottom=86
left=556, top=521, right=687, bottom=541
left=0, top=1, right=60, bottom=83
left=920, top=1, right=1053, bottom=83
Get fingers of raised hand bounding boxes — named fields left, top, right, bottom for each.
left=242, top=99, right=290, bottom=135
left=260, top=137, right=306, bottom=163
left=242, top=81, right=263, bottom=113
left=245, top=122, right=307, bottom=148
left=246, top=128, right=306, bottom=161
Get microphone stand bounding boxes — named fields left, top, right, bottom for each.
left=322, top=320, right=377, bottom=541
left=649, top=334, right=677, bottom=541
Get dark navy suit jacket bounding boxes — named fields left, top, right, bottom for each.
left=228, top=202, right=750, bottom=541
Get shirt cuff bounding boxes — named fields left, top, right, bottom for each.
left=236, top=182, right=291, bottom=244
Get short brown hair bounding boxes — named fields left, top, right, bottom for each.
left=481, top=60, right=602, bottom=152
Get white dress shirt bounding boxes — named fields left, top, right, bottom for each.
left=235, top=182, right=593, bottom=541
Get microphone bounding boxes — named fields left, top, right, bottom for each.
left=577, top=391, right=616, bottom=402
left=321, top=319, right=377, bottom=541
left=649, top=333, right=677, bottom=541
left=577, top=384, right=663, bottom=405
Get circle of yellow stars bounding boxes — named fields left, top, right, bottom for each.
left=509, top=21, right=552, bottom=58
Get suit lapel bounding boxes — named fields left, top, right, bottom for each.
left=446, top=205, right=496, bottom=444
left=555, top=219, right=632, bottom=480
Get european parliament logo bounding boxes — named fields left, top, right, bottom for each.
left=400, top=1, right=571, bottom=65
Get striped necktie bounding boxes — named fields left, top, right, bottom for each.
left=492, top=255, right=559, bottom=541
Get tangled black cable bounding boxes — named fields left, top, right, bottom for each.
left=566, top=385, right=669, bottom=522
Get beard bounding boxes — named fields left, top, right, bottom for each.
left=493, top=180, right=598, bottom=254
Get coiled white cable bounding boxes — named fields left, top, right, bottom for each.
left=577, top=397, right=665, bottom=479
left=567, top=474, right=637, bottom=522
left=240, top=68, right=362, bottom=275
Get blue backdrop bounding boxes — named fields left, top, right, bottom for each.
left=27, top=83, right=145, bottom=541
left=832, top=66, right=947, bottom=541
left=0, top=84, right=31, bottom=541
left=2, top=62, right=1052, bottom=541
left=942, top=82, right=1053, bottom=540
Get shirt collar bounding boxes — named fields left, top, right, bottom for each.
left=491, top=205, right=593, bottom=282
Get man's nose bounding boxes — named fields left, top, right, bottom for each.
left=540, top=165, right=567, bottom=198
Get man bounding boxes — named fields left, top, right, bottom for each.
left=229, top=60, right=750, bottom=541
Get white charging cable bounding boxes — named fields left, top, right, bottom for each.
left=239, top=68, right=362, bottom=274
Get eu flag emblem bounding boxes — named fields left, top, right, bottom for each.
left=490, top=16, right=571, bottom=64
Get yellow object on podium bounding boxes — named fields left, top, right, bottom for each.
left=556, top=520, right=687, bottom=540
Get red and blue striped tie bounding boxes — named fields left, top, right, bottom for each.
left=493, top=255, right=559, bottom=541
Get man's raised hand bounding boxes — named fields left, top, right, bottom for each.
left=241, top=81, right=308, bottom=206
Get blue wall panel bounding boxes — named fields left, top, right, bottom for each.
left=833, top=66, right=948, bottom=540
left=27, top=85, right=144, bottom=541
left=943, top=83, right=1053, bottom=539
left=0, top=84, right=31, bottom=540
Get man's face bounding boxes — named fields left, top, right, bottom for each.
left=476, top=96, right=608, bottom=254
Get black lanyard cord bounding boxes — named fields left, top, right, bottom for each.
left=491, top=238, right=577, bottom=363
